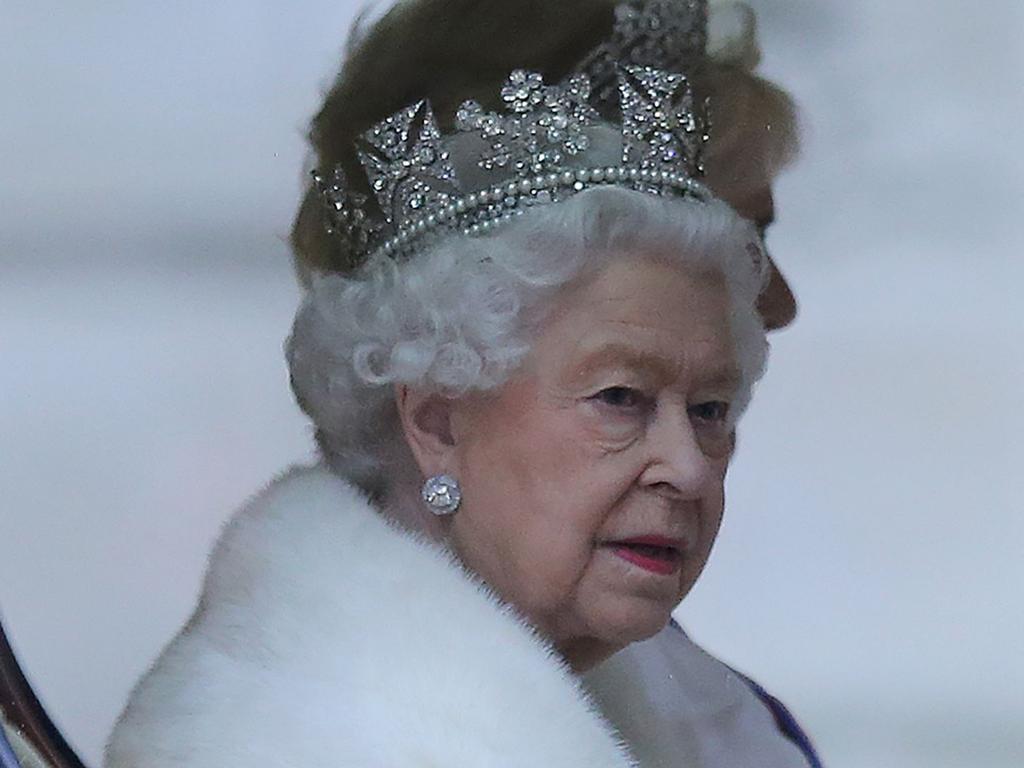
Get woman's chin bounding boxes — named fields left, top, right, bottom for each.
left=581, top=551, right=685, bottom=644
left=555, top=602, right=672, bottom=672
left=588, top=599, right=676, bottom=649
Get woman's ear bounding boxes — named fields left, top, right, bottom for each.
left=394, top=383, right=460, bottom=479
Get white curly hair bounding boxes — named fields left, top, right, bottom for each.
left=286, top=185, right=769, bottom=499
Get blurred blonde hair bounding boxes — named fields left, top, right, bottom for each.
left=289, top=0, right=799, bottom=283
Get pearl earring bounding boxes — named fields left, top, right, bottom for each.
left=421, top=474, right=462, bottom=516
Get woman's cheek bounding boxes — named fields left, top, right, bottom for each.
left=580, top=403, right=645, bottom=452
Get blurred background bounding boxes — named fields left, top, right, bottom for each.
left=1, top=1, right=1021, bottom=766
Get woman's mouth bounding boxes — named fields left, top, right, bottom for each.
left=606, top=537, right=683, bottom=575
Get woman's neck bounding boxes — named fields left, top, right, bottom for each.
left=558, top=636, right=621, bottom=674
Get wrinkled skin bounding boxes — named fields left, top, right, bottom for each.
left=397, top=255, right=742, bottom=671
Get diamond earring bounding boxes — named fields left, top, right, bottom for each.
left=421, top=474, right=462, bottom=516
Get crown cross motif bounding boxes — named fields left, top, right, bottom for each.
left=577, top=0, right=709, bottom=112
left=619, top=65, right=708, bottom=175
left=357, top=101, right=458, bottom=225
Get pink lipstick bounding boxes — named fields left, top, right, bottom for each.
left=607, top=536, right=684, bottom=575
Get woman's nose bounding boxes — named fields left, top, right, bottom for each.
left=639, top=404, right=714, bottom=498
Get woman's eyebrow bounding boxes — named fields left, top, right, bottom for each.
left=572, top=341, right=741, bottom=391
left=572, top=342, right=676, bottom=379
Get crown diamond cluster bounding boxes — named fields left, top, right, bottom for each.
left=357, top=101, right=458, bottom=224
left=456, top=72, right=598, bottom=176
left=313, top=0, right=715, bottom=265
left=619, top=65, right=708, bottom=176
left=578, top=0, right=708, bottom=111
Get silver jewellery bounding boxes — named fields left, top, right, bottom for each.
left=577, top=0, right=709, bottom=111
left=421, top=474, right=462, bottom=516
left=313, top=66, right=710, bottom=263
left=307, top=0, right=770, bottom=270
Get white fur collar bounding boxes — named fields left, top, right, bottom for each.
left=105, top=465, right=635, bottom=768
left=105, top=465, right=810, bottom=768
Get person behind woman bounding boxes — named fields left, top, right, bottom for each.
left=104, top=1, right=819, bottom=767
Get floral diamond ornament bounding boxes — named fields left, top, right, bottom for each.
left=455, top=71, right=599, bottom=177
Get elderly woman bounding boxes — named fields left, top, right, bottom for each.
left=104, top=1, right=818, bottom=767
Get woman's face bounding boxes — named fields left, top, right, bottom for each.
left=442, top=254, right=740, bottom=668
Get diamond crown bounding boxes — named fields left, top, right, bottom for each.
left=313, top=0, right=714, bottom=265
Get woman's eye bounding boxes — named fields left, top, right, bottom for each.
left=689, top=401, right=730, bottom=423
left=593, top=386, right=644, bottom=409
